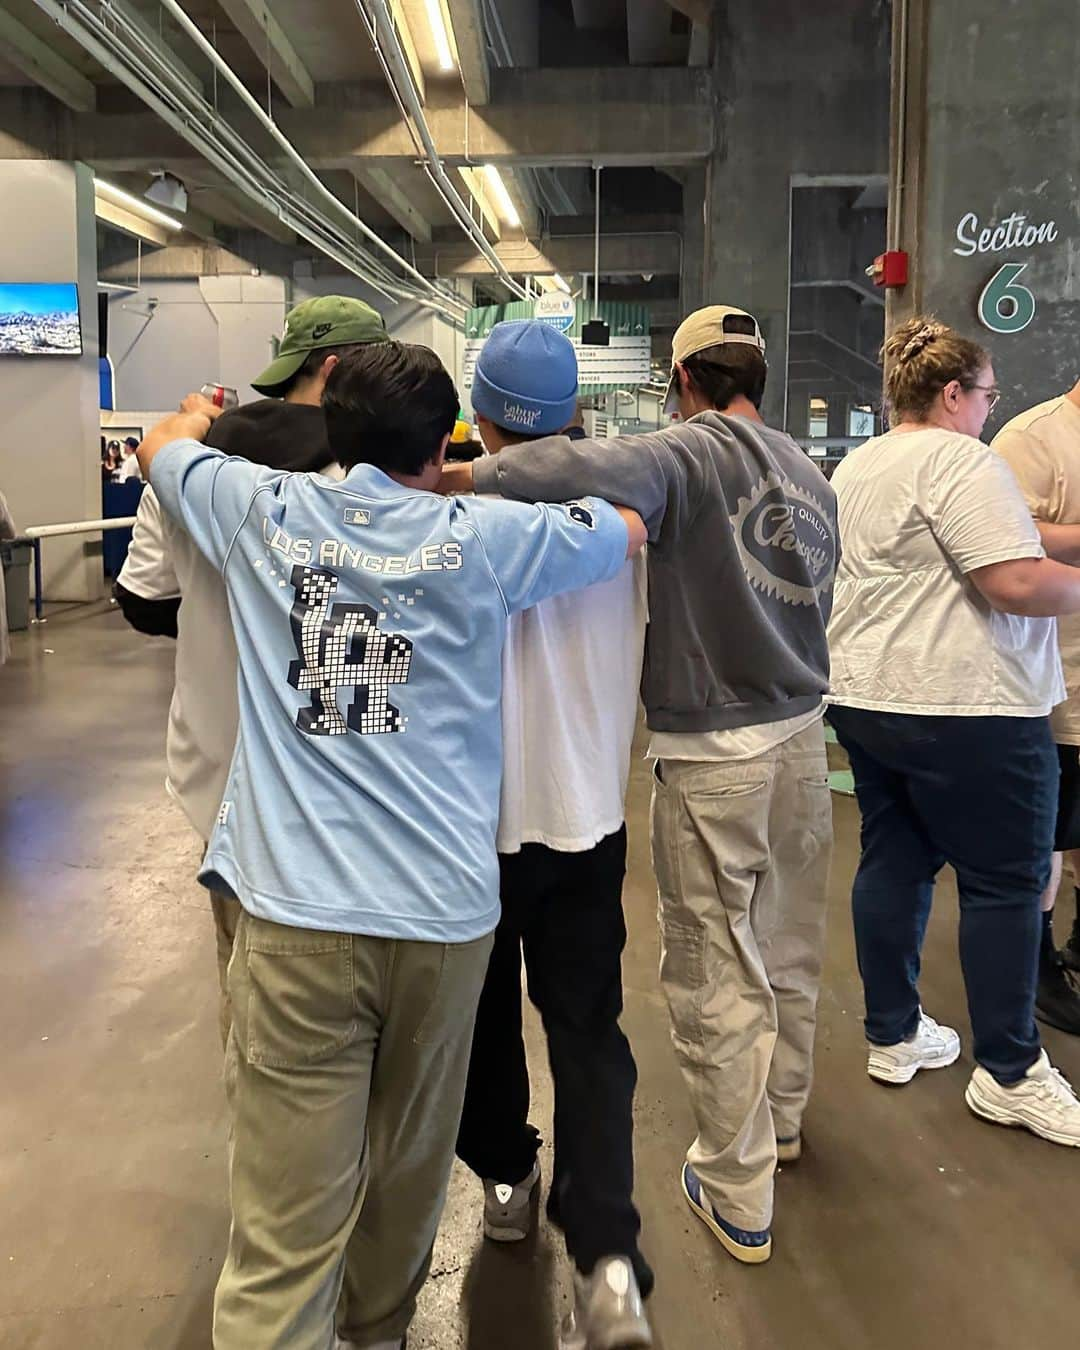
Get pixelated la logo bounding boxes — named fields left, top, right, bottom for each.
left=563, top=500, right=596, bottom=530
left=287, top=565, right=412, bottom=736
left=730, top=473, right=834, bottom=606
left=343, top=508, right=371, bottom=526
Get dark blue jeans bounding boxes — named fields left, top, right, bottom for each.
left=827, top=707, right=1056, bottom=1085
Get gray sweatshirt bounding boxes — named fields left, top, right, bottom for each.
left=473, top=412, right=838, bottom=733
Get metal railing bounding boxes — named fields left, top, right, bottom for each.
left=24, top=517, right=137, bottom=623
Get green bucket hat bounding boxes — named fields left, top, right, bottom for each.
left=252, top=295, right=388, bottom=394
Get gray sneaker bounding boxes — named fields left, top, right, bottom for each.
left=483, top=1159, right=541, bottom=1241
left=559, top=1256, right=653, bottom=1350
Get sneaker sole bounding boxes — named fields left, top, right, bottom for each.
left=867, top=1039, right=961, bottom=1084
left=964, top=1079, right=1080, bottom=1148
left=483, top=1217, right=531, bottom=1242
left=776, top=1137, right=802, bottom=1164
left=680, top=1171, right=772, bottom=1265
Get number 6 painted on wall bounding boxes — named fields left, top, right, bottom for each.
left=978, top=263, right=1036, bottom=334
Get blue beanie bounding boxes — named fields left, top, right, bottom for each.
left=471, top=320, right=578, bottom=436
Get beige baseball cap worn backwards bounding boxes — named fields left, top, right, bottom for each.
left=252, top=296, right=389, bottom=395
left=663, top=304, right=766, bottom=415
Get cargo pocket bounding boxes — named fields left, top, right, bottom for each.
left=242, top=918, right=355, bottom=1069
left=658, top=915, right=707, bottom=1054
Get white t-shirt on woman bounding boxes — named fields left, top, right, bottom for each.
left=827, top=428, right=1064, bottom=717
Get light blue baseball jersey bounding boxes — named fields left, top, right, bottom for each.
left=150, top=440, right=627, bottom=942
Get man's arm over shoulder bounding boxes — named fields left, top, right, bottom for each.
left=150, top=440, right=276, bottom=574
left=470, top=424, right=709, bottom=542
left=462, top=495, right=642, bottom=615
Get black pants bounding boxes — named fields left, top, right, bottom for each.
left=456, top=826, right=647, bottom=1284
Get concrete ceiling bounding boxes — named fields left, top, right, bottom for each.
left=0, top=0, right=707, bottom=307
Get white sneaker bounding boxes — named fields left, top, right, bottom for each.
left=867, top=1010, right=961, bottom=1084
left=558, top=1256, right=652, bottom=1350
left=965, top=1051, right=1080, bottom=1147
left=482, top=1158, right=541, bottom=1241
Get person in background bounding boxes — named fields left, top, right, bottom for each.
left=135, top=344, right=646, bottom=1350
left=994, top=380, right=1080, bottom=1028
left=454, top=321, right=652, bottom=1349
left=116, top=294, right=389, bottom=1048
left=441, top=305, right=838, bottom=1267
left=827, top=316, right=1080, bottom=1148
left=116, top=435, right=143, bottom=482
left=0, top=488, right=16, bottom=666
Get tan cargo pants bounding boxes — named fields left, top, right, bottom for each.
left=650, top=720, right=832, bottom=1232
left=212, top=911, right=493, bottom=1350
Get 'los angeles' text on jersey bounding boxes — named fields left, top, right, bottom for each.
left=263, top=516, right=462, bottom=576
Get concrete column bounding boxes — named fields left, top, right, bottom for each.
left=705, top=0, right=890, bottom=428
left=0, top=160, right=103, bottom=601
left=828, top=397, right=849, bottom=439
left=886, top=0, right=1080, bottom=432
left=680, top=168, right=707, bottom=317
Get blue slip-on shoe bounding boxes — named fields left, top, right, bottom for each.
left=681, top=1163, right=772, bottom=1265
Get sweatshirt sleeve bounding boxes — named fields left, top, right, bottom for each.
left=472, top=425, right=706, bottom=543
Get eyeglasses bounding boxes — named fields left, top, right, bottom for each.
left=968, top=383, right=1001, bottom=414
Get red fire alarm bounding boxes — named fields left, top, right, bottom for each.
left=866, top=250, right=909, bottom=288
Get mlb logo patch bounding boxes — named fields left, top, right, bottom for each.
left=564, top=500, right=596, bottom=530
left=343, top=508, right=371, bottom=526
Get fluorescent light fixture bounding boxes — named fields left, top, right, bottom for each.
left=553, top=273, right=571, bottom=294
left=481, top=165, right=521, bottom=228
left=424, top=0, right=455, bottom=72
left=94, top=177, right=182, bottom=232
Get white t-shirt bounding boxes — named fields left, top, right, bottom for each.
left=993, top=395, right=1080, bottom=744
left=118, top=485, right=238, bottom=842
left=120, top=472, right=348, bottom=843
left=646, top=706, right=824, bottom=764
left=116, top=454, right=142, bottom=482
left=827, top=428, right=1064, bottom=717
left=497, top=555, right=647, bottom=853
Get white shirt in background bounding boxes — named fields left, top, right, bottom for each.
left=116, top=454, right=143, bottom=483
left=118, top=485, right=235, bottom=841
left=497, top=554, right=647, bottom=854
left=120, top=471, right=346, bottom=842
left=993, top=395, right=1080, bottom=745
left=646, top=706, right=824, bottom=764
left=827, top=427, right=1063, bottom=717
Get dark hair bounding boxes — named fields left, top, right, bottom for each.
left=882, top=316, right=989, bottom=419
left=681, top=342, right=768, bottom=411
left=124, top=436, right=139, bottom=450
left=279, top=344, right=365, bottom=395
left=322, top=341, right=459, bottom=475
left=445, top=437, right=485, bottom=463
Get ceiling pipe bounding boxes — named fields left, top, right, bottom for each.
left=355, top=0, right=528, bottom=300
left=150, top=0, right=465, bottom=311
left=31, top=0, right=467, bottom=320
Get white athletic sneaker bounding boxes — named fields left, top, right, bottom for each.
left=558, top=1256, right=652, bottom=1350
left=867, top=1010, right=961, bottom=1084
left=482, top=1158, right=541, bottom=1241
left=965, top=1051, right=1080, bottom=1147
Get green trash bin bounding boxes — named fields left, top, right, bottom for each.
left=2, top=537, right=32, bottom=633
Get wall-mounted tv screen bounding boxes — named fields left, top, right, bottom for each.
left=0, top=283, right=82, bottom=356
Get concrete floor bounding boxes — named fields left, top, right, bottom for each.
left=2, top=601, right=1079, bottom=1350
